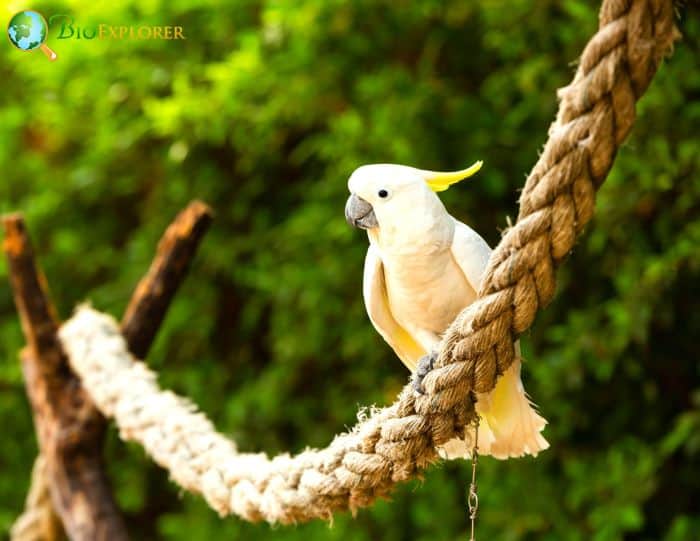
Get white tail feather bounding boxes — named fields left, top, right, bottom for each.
left=439, top=355, right=548, bottom=460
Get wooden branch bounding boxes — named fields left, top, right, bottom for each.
left=5, top=201, right=213, bottom=541
left=3, top=214, right=129, bottom=541
left=121, top=200, right=212, bottom=357
left=3, top=216, right=61, bottom=374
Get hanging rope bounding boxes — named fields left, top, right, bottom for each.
left=12, top=0, right=680, bottom=533
left=9, top=457, right=63, bottom=541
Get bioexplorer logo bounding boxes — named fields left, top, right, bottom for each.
left=7, top=10, right=186, bottom=61
left=7, top=10, right=57, bottom=60
left=49, top=15, right=186, bottom=41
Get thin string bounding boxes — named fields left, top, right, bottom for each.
left=468, top=416, right=480, bottom=541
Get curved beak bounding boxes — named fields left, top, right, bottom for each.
left=345, top=194, right=379, bottom=230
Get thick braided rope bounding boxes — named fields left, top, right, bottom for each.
left=427, top=0, right=678, bottom=428
left=18, top=0, right=678, bottom=530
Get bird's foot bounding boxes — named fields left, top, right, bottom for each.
left=413, top=351, right=438, bottom=394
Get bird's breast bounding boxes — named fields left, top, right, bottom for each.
left=383, top=249, right=477, bottom=334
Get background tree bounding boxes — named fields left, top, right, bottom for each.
left=1, top=1, right=698, bottom=539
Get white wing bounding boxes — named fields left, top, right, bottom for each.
left=449, top=217, right=492, bottom=293
left=363, top=245, right=426, bottom=372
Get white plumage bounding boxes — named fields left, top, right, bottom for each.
left=347, top=163, right=548, bottom=459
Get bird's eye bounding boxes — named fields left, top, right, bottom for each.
left=378, top=189, right=389, bottom=198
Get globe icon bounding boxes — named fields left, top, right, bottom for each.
left=7, top=10, right=57, bottom=61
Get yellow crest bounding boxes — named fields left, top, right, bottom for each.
left=419, top=160, right=483, bottom=192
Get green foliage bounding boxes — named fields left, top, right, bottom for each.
left=1, top=1, right=699, bottom=539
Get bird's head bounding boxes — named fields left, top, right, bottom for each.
left=344, top=161, right=483, bottom=231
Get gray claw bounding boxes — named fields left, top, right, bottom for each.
left=413, top=351, right=438, bottom=394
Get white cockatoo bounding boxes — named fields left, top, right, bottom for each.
left=345, top=162, right=548, bottom=459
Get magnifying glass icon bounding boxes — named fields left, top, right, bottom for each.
left=7, top=10, right=57, bottom=61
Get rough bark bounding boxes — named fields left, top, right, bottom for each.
left=121, top=200, right=213, bottom=357
left=5, top=200, right=213, bottom=541
left=3, top=214, right=129, bottom=541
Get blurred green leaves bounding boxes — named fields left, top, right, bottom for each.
left=1, top=1, right=698, bottom=540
